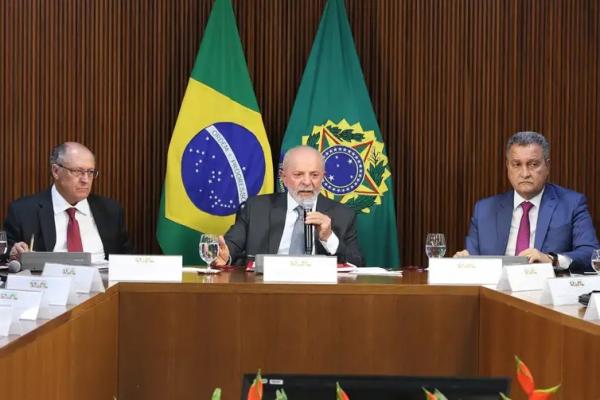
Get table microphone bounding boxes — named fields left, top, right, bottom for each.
left=301, top=199, right=315, bottom=255
left=7, top=259, right=21, bottom=273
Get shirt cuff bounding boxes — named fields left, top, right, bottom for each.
left=556, top=253, right=572, bottom=270
left=319, top=231, right=339, bottom=255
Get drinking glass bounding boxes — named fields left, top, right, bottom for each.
left=591, top=249, right=600, bottom=273
left=0, top=231, right=7, bottom=256
left=425, top=233, right=446, bottom=258
left=199, top=234, right=220, bottom=271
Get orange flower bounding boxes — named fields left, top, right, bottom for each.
left=515, top=356, right=535, bottom=395
left=247, top=369, right=263, bottom=400
left=336, top=382, right=350, bottom=400
left=423, top=388, right=437, bottom=400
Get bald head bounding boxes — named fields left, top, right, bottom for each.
left=281, top=146, right=325, bottom=203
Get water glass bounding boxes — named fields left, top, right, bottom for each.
left=591, top=249, right=600, bottom=273
left=425, top=233, right=446, bottom=258
left=0, top=231, right=7, bottom=256
left=199, top=234, right=220, bottom=270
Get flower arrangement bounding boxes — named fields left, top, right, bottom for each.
left=211, top=356, right=560, bottom=399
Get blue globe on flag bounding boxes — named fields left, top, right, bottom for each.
left=181, top=122, right=265, bottom=216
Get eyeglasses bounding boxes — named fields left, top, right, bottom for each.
left=55, top=163, right=99, bottom=179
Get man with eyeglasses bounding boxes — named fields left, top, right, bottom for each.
left=4, top=142, right=133, bottom=262
left=454, top=131, right=599, bottom=273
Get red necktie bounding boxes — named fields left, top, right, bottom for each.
left=515, top=201, right=533, bottom=255
left=66, top=208, right=83, bottom=252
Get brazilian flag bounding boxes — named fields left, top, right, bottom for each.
left=157, top=0, right=273, bottom=264
left=281, top=0, right=400, bottom=268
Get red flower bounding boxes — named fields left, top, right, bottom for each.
left=247, top=369, right=263, bottom=400
left=336, top=382, right=350, bottom=400
left=515, top=355, right=535, bottom=395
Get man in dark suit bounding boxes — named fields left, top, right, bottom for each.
left=456, top=131, right=599, bottom=273
left=214, top=146, right=364, bottom=267
left=5, top=142, right=133, bottom=262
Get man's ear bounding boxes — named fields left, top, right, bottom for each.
left=50, top=164, right=60, bottom=179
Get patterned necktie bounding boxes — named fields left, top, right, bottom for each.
left=66, top=208, right=83, bottom=252
left=288, top=206, right=305, bottom=255
left=515, top=201, right=533, bottom=255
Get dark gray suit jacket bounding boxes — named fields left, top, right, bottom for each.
left=4, top=189, right=133, bottom=259
left=224, top=193, right=364, bottom=267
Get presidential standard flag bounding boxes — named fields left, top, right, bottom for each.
left=157, top=0, right=273, bottom=264
left=280, top=0, right=400, bottom=268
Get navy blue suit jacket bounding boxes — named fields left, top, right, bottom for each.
left=465, top=183, right=599, bottom=273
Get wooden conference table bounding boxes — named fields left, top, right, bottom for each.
left=0, top=269, right=598, bottom=400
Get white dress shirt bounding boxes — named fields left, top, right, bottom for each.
left=277, top=193, right=340, bottom=255
left=505, top=188, right=571, bottom=269
left=51, top=185, right=106, bottom=263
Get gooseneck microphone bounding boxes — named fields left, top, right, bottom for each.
left=301, top=198, right=315, bottom=255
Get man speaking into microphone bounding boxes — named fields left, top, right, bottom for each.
left=214, top=145, right=364, bottom=267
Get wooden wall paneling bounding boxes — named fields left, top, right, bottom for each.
left=2, top=0, right=599, bottom=267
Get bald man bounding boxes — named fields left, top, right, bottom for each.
left=214, top=145, right=364, bottom=267
left=4, top=142, right=133, bottom=263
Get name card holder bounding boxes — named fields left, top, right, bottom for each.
left=583, top=293, right=600, bottom=321
left=428, top=258, right=503, bottom=285
left=540, top=276, right=600, bottom=306
left=108, top=255, right=183, bottom=283
left=6, top=275, right=77, bottom=306
left=43, top=263, right=105, bottom=293
left=0, top=289, right=43, bottom=320
left=263, top=255, right=337, bottom=283
left=496, top=263, right=555, bottom=292
left=0, top=305, right=13, bottom=337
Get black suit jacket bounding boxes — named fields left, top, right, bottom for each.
left=4, top=189, right=133, bottom=259
left=224, top=193, right=364, bottom=267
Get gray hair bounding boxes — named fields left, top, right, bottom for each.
left=281, top=145, right=325, bottom=171
left=506, top=131, right=550, bottom=160
left=49, top=142, right=94, bottom=166
left=49, top=143, right=69, bottom=165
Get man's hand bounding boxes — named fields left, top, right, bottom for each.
left=9, top=241, right=30, bottom=260
left=212, top=236, right=230, bottom=267
left=304, top=211, right=332, bottom=241
left=517, top=248, right=553, bottom=264
left=454, top=249, right=470, bottom=257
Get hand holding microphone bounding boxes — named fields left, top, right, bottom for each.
left=301, top=200, right=333, bottom=252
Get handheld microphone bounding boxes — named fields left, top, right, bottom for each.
left=301, top=198, right=315, bottom=255
left=7, top=259, right=21, bottom=273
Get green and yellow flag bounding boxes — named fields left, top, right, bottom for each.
left=281, top=0, right=400, bottom=268
left=157, top=0, right=273, bottom=264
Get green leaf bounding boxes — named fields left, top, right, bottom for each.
left=275, top=388, right=288, bottom=400
left=211, top=388, right=221, bottom=400
left=499, top=392, right=511, bottom=400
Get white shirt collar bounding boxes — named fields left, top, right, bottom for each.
left=513, top=186, right=544, bottom=210
left=51, top=185, right=91, bottom=216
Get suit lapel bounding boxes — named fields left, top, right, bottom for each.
left=268, top=194, right=287, bottom=254
left=534, top=185, right=557, bottom=249
left=314, top=195, right=331, bottom=255
left=88, top=196, right=109, bottom=253
left=38, top=190, right=56, bottom=251
left=496, top=191, right=513, bottom=255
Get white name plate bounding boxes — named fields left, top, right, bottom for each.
left=43, top=263, right=105, bottom=293
left=0, top=306, right=13, bottom=337
left=540, top=276, right=600, bottom=306
left=584, top=293, right=600, bottom=321
left=108, top=255, right=182, bottom=283
left=263, top=255, right=337, bottom=283
left=496, top=263, right=555, bottom=292
left=0, top=289, right=43, bottom=320
left=428, top=258, right=503, bottom=285
left=6, top=275, right=77, bottom=306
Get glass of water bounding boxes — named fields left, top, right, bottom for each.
left=0, top=231, right=7, bottom=257
left=425, top=233, right=446, bottom=258
left=591, top=249, right=600, bottom=273
left=199, top=234, right=220, bottom=271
